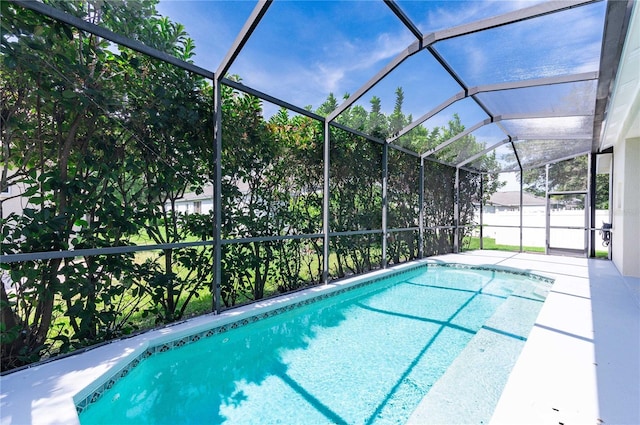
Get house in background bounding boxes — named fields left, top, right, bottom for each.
left=0, top=181, right=28, bottom=220
left=171, top=180, right=251, bottom=215
left=479, top=190, right=610, bottom=250
left=483, top=191, right=546, bottom=213
left=172, top=184, right=214, bottom=215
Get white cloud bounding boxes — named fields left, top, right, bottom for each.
left=311, top=30, right=414, bottom=93
left=156, top=0, right=256, bottom=73
left=230, top=22, right=416, bottom=111
left=430, top=0, right=605, bottom=85
left=422, top=0, right=532, bottom=33
left=156, top=0, right=605, bottom=117
left=314, top=64, right=346, bottom=94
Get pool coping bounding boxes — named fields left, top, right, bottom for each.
left=1, top=251, right=637, bottom=425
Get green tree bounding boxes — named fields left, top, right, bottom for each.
left=389, top=87, right=411, bottom=136
left=1, top=0, right=508, bottom=372
left=268, top=109, right=324, bottom=290
left=219, top=81, right=294, bottom=304
left=523, top=155, right=588, bottom=195
left=522, top=155, right=609, bottom=209
left=121, top=29, right=213, bottom=323
left=0, top=1, right=156, bottom=366
left=315, top=94, right=385, bottom=276
left=387, top=149, right=420, bottom=263
left=0, top=0, right=211, bottom=369
left=367, top=96, right=388, bottom=139
left=595, top=174, right=609, bottom=209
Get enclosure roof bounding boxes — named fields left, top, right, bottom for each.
left=17, top=0, right=634, bottom=173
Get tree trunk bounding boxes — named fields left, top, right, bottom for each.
left=164, top=248, right=174, bottom=318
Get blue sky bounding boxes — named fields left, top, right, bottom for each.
left=155, top=0, right=605, bottom=145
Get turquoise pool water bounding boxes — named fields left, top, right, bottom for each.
left=78, top=264, right=552, bottom=424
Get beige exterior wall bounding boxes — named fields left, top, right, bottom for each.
left=606, top=3, right=640, bottom=278
left=0, top=181, right=28, bottom=220
left=612, top=138, right=640, bottom=277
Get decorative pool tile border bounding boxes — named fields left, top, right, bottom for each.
left=74, top=261, right=553, bottom=415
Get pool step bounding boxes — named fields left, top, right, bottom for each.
left=406, top=294, right=547, bottom=424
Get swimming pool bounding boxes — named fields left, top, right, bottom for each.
left=76, top=263, right=553, bottom=424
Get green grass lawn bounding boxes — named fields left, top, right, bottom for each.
left=44, top=235, right=609, bottom=358
left=463, top=236, right=609, bottom=258
left=463, top=236, right=544, bottom=253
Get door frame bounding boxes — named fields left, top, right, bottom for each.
left=545, top=191, right=588, bottom=256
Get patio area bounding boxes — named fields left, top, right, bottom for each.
left=1, top=0, right=639, bottom=423
left=426, top=251, right=640, bottom=425
left=1, top=250, right=638, bottom=424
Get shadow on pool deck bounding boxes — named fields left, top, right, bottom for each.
left=1, top=251, right=638, bottom=425
left=589, top=261, right=640, bottom=424
left=481, top=251, right=640, bottom=424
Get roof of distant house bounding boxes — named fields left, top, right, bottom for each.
left=488, top=191, right=545, bottom=207
left=176, top=181, right=250, bottom=203
left=178, top=184, right=213, bottom=202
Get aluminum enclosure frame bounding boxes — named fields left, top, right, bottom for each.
left=2, top=0, right=633, bottom=315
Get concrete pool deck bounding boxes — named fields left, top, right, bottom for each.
left=435, top=251, right=640, bottom=425
left=1, top=250, right=638, bottom=424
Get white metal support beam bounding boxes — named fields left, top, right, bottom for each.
left=222, top=77, right=324, bottom=121
left=327, top=41, right=422, bottom=122
left=592, top=0, right=635, bottom=152
left=467, top=72, right=599, bottom=95
left=322, top=120, right=331, bottom=284
left=216, top=0, right=272, bottom=78
left=382, top=143, right=389, bottom=268
left=456, top=138, right=513, bottom=168
left=383, top=0, right=422, bottom=40
left=419, top=158, right=425, bottom=258
left=389, top=142, right=421, bottom=158
left=545, top=164, right=550, bottom=254
left=388, top=91, right=466, bottom=143
left=9, top=0, right=214, bottom=79
left=479, top=176, right=484, bottom=249
left=421, top=118, right=496, bottom=159
left=388, top=72, right=598, bottom=147
left=424, top=0, right=601, bottom=44
left=500, top=112, right=596, bottom=120
left=522, top=150, right=592, bottom=171
left=213, top=79, right=223, bottom=314
left=454, top=168, right=460, bottom=253
left=329, top=0, right=600, bottom=126
left=510, top=138, right=524, bottom=252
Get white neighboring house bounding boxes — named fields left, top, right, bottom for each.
left=3, top=181, right=224, bottom=219
left=480, top=190, right=609, bottom=249
left=169, top=181, right=250, bottom=215
left=483, top=191, right=546, bottom=213
left=171, top=184, right=214, bottom=215
left=1, top=180, right=28, bottom=220
left=476, top=191, right=547, bottom=247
